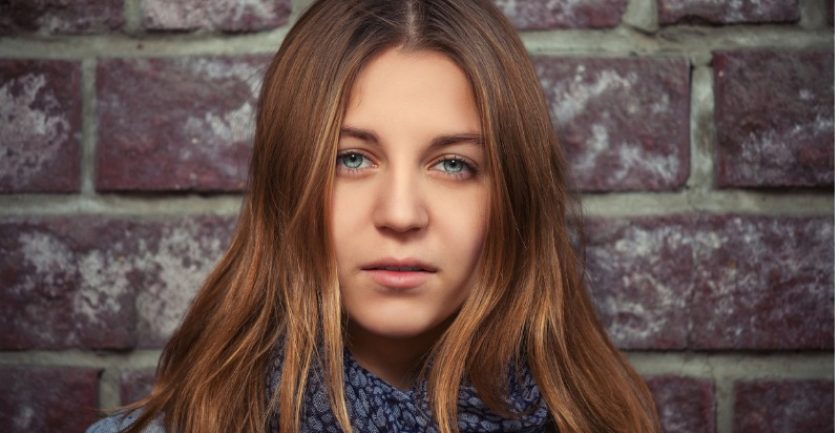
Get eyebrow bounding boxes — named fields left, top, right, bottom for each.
left=339, top=126, right=484, bottom=149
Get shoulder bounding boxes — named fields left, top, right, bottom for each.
left=85, top=409, right=166, bottom=433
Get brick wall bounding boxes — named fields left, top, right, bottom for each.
left=0, top=0, right=833, bottom=432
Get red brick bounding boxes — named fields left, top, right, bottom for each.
left=491, top=0, right=626, bottom=29
left=585, top=215, right=696, bottom=349
left=646, top=376, right=715, bottom=433
left=659, top=0, right=799, bottom=24
left=141, top=0, right=290, bottom=32
left=0, top=216, right=234, bottom=349
left=689, top=215, right=833, bottom=350
left=713, top=50, right=834, bottom=188
left=96, top=56, right=269, bottom=192
left=120, top=370, right=156, bottom=405
left=533, top=57, right=690, bottom=192
left=585, top=214, right=832, bottom=350
left=0, top=60, right=81, bottom=192
left=0, top=0, right=123, bottom=35
left=0, top=367, right=99, bottom=433
left=132, top=216, right=235, bottom=348
left=734, top=380, right=833, bottom=433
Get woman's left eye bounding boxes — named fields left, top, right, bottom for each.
left=432, top=157, right=477, bottom=179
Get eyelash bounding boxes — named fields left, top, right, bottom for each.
left=335, top=151, right=478, bottom=180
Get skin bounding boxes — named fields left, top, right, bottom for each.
left=331, top=47, right=490, bottom=390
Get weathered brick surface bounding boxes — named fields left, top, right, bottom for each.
left=586, top=216, right=695, bottom=349
left=121, top=370, right=156, bottom=405
left=492, top=0, right=626, bottom=29
left=0, top=216, right=234, bottom=349
left=586, top=214, right=833, bottom=350
left=734, top=380, right=833, bottom=433
left=690, top=215, right=834, bottom=350
left=533, top=57, right=690, bottom=192
left=0, top=0, right=123, bottom=35
left=646, top=376, right=715, bottom=433
left=713, top=50, right=834, bottom=188
left=658, top=0, right=799, bottom=25
left=0, top=60, right=81, bottom=192
left=96, top=56, right=269, bottom=192
left=0, top=367, right=99, bottom=433
left=141, top=0, right=291, bottom=32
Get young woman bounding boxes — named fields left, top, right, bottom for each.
left=88, top=1, right=659, bottom=432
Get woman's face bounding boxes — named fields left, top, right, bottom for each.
left=332, top=47, right=490, bottom=339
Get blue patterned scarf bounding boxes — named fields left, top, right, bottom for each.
left=265, top=344, right=550, bottom=433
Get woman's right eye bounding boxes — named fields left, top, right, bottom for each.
left=336, top=151, right=374, bottom=173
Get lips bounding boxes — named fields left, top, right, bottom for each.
left=361, top=258, right=438, bottom=272
left=361, top=257, right=437, bottom=289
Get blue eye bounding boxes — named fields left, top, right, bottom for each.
left=433, top=157, right=476, bottom=179
left=336, top=151, right=477, bottom=180
left=337, top=152, right=372, bottom=171
left=439, top=159, right=466, bottom=173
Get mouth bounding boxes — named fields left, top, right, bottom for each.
left=361, top=258, right=437, bottom=289
left=362, top=269, right=434, bottom=289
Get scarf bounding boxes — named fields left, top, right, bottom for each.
left=265, top=344, right=550, bottom=433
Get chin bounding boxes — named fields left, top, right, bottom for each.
left=362, top=317, right=436, bottom=339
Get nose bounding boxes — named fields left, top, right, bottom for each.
left=371, top=164, right=429, bottom=235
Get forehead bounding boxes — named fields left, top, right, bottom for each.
left=343, top=48, right=481, bottom=136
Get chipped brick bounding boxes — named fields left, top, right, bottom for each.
left=0, top=0, right=123, bottom=35
left=0, top=60, right=81, bottom=192
left=0, top=216, right=234, bottom=349
left=646, top=376, right=715, bottom=433
left=141, top=0, right=291, bottom=32
left=492, top=0, right=626, bottom=29
left=120, top=370, right=156, bottom=405
left=96, top=56, right=269, bottom=192
left=0, top=367, right=99, bottom=433
left=659, top=0, right=799, bottom=25
left=690, top=215, right=833, bottom=350
left=734, top=380, right=833, bottom=433
left=585, top=214, right=833, bottom=350
left=534, top=57, right=690, bottom=192
left=713, top=50, right=834, bottom=187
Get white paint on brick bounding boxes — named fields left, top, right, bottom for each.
left=204, top=102, right=255, bottom=146
left=549, top=69, right=636, bottom=124
left=75, top=251, right=132, bottom=323
left=798, top=89, right=815, bottom=100
left=663, top=0, right=788, bottom=22
left=574, top=123, right=610, bottom=171
left=592, top=223, right=693, bottom=345
left=732, top=111, right=833, bottom=183
left=494, top=0, right=589, bottom=26
left=191, top=58, right=263, bottom=97
left=142, top=0, right=279, bottom=30
left=134, top=222, right=225, bottom=341
left=17, top=231, right=75, bottom=301
left=13, top=405, right=34, bottom=429
left=613, top=143, right=680, bottom=184
left=0, top=74, right=70, bottom=188
left=651, top=93, right=672, bottom=114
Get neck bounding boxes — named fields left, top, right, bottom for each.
left=346, top=316, right=454, bottom=390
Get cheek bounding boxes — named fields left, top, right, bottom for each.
left=331, top=183, right=370, bottom=260
left=434, top=187, right=489, bottom=272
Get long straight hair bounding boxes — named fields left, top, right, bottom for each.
left=118, top=1, right=660, bottom=432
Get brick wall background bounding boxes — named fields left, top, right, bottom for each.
left=0, top=0, right=834, bottom=432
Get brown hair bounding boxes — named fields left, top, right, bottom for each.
left=117, top=1, right=659, bottom=432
